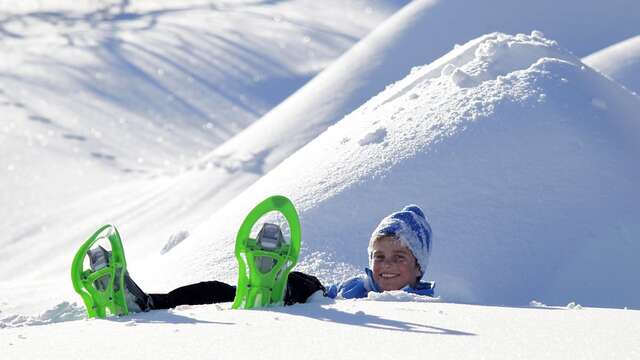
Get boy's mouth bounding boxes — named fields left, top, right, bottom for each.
left=379, top=273, right=399, bottom=279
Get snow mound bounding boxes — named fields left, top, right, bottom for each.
left=583, top=35, right=640, bottom=95
left=157, top=31, right=640, bottom=309
left=0, top=302, right=85, bottom=329
left=201, top=0, right=640, bottom=177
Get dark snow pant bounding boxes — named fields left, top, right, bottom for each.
left=148, top=271, right=325, bottom=309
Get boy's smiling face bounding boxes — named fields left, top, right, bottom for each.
left=371, top=236, right=421, bottom=291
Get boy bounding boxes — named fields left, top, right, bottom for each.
left=325, top=204, right=434, bottom=299
left=88, top=205, right=434, bottom=311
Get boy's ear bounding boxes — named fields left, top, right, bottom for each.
left=413, top=260, right=423, bottom=278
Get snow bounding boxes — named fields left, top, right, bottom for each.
left=583, top=34, right=640, bottom=94
left=0, top=0, right=399, bottom=228
left=204, top=0, right=640, bottom=178
left=0, top=0, right=403, bottom=299
left=2, top=301, right=639, bottom=359
left=365, top=290, right=440, bottom=302
left=2, top=0, right=640, bottom=358
left=160, top=230, right=190, bottom=255
left=156, top=31, right=640, bottom=309
left=0, top=301, right=85, bottom=329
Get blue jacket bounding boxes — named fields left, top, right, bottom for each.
left=325, top=268, right=435, bottom=299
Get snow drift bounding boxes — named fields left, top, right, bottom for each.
left=156, top=31, right=640, bottom=309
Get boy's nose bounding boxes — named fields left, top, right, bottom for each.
left=381, top=259, right=395, bottom=267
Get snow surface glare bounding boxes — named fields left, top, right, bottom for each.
left=156, top=31, right=640, bottom=309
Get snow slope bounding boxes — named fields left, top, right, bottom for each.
left=3, top=298, right=639, bottom=360
left=0, top=0, right=401, bottom=226
left=583, top=34, right=640, bottom=94
left=156, top=32, right=640, bottom=309
left=0, top=0, right=403, bottom=297
left=2, top=2, right=640, bottom=358
left=4, top=0, right=638, bottom=292
left=205, top=0, right=640, bottom=176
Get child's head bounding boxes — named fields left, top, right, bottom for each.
left=368, top=205, right=432, bottom=291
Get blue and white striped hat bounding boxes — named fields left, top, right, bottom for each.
left=368, top=205, right=433, bottom=277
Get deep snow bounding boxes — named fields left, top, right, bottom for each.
left=1, top=1, right=640, bottom=359
left=3, top=298, right=639, bottom=360
left=152, top=31, right=640, bottom=309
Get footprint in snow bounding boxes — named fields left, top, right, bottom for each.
left=91, top=152, right=116, bottom=161
left=28, top=115, right=53, bottom=125
left=63, top=133, right=87, bottom=141
left=358, top=127, right=387, bottom=146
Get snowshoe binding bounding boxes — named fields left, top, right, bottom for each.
left=232, top=195, right=301, bottom=309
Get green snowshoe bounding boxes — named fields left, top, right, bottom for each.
left=71, top=224, right=151, bottom=318
left=232, top=195, right=301, bottom=309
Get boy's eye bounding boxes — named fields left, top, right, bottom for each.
left=373, top=254, right=385, bottom=262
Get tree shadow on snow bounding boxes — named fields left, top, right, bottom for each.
left=270, top=303, right=475, bottom=336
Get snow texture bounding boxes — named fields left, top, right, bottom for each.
left=2, top=1, right=640, bottom=358
left=156, top=31, right=640, bottom=310
left=0, top=302, right=85, bottom=329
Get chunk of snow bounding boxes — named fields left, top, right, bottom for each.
left=451, top=68, right=475, bottom=87
left=160, top=230, right=190, bottom=255
left=358, top=127, right=387, bottom=146
left=566, top=302, right=584, bottom=310
left=529, top=300, right=547, bottom=308
left=441, top=63, right=457, bottom=77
